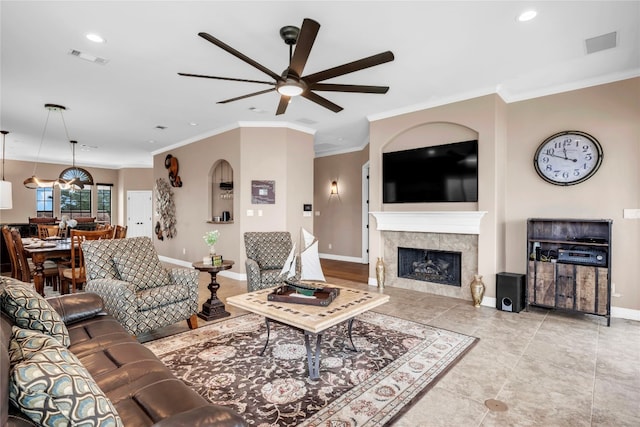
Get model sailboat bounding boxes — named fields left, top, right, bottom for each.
left=279, top=228, right=326, bottom=295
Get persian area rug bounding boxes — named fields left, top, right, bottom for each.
left=144, top=312, right=477, bottom=426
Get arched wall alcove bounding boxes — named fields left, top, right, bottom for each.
left=382, top=121, right=479, bottom=153
left=208, top=159, right=234, bottom=222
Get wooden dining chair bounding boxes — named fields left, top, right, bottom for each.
left=59, top=228, right=114, bottom=294
left=37, top=224, right=60, bottom=239
left=2, top=226, right=20, bottom=280
left=8, top=228, right=60, bottom=288
left=113, top=225, right=128, bottom=239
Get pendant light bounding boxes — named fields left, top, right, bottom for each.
left=23, top=103, right=83, bottom=190
left=0, top=130, right=12, bottom=209
left=58, top=141, right=84, bottom=191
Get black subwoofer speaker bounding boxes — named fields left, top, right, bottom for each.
left=496, top=272, right=525, bottom=313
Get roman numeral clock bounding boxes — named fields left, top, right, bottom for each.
left=533, top=130, right=603, bottom=185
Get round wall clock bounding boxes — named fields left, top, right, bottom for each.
left=533, top=130, right=603, bottom=186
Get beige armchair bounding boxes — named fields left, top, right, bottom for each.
left=82, top=236, right=199, bottom=335
left=244, top=232, right=294, bottom=292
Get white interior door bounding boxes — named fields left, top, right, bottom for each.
left=127, top=191, right=152, bottom=238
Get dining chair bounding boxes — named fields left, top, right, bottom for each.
left=2, top=226, right=20, bottom=280
left=58, top=228, right=114, bottom=294
left=8, top=228, right=60, bottom=288
left=37, top=224, right=60, bottom=239
left=113, top=225, right=128, bottom=239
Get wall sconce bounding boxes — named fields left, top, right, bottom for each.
left=330, top=180, right=339, bottom=195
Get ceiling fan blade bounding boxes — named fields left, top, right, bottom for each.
left=288, top=18, right=320, bottom=77
left=217, top=88, right=276, bottom=104
left=198, top=32, right=283, bottom=82
left=178, top=72, right=275, bottom=85
left=310, top=83, right=389, bottom=94
left=303, top=51, right=394, bottom=84
left=302, top=91, right=343, bottom=113
left=275, top=96, right=290, bottom=115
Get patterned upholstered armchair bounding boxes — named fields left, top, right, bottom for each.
left=82, top=237, right=199, bottom=335
left=244, top=232, right=293, bottom=292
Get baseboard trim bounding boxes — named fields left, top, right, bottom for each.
left=365, top=278, right=640, bottom=321
left=159, top=255, right=246, bottom=281
left=161, top=257, right=640, bottom=322
left=611, top=306, right=640, bottom=321
left=319, top=253, right=366, bottom=264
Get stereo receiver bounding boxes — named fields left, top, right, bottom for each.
left=557, top=249, right=607, bottom=266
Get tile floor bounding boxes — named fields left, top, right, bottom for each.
left=91, top=269, right=640, bottom=426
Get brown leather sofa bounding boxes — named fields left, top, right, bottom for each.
left=1, top=286, right=246, bottom=427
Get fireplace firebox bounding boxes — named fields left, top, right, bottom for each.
left=398, top=247, right=462, bottom=286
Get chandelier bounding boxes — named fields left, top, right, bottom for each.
left=23, top=104, right=84, bottom=190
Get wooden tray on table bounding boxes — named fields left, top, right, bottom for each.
left=267, top=283, right=340, bottom=306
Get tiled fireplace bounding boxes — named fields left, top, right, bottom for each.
left=371, top=211, right=485, bottom=300
left=398, top=247, right=462, bottom=286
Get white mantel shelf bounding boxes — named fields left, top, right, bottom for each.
left=370, top=211, right=487, bottom=235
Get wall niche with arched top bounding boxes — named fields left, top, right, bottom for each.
left=209, top=159, right=234, bottom=223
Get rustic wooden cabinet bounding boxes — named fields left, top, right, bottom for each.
left=526, top=218, right=612, bottom=326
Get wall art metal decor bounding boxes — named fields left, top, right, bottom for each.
left=154, top=178, right=177, bottom=239
left=251, top=180, right=275, bottom=204
left=164, top=154, right=183, bottom=187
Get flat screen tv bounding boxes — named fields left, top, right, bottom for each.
left=383, top=140, right=478, bottom=203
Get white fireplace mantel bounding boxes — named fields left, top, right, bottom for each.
left=370, top=211, right=487, bottom=235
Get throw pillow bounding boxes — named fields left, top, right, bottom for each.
left=9, top=327, right=123, bottom=427
left=1, top=283, right=70, bottom=347
left=8, top=325, right=61, bottom=366
left=112, top=252, right=171, bottom=291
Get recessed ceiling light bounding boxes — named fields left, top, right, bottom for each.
left=148, top=140, right=156, bottom=144
left=189, top=122, right=198, bottom=126
left=86, top=33, right=106, bottom=43
left=517, top=10, right=537, bottom=22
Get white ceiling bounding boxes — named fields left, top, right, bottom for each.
left=1, top=1, right=638, bottom=169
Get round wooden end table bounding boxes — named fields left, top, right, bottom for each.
left=192, top=260, right=234, bottom=321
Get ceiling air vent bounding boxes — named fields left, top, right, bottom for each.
left=585, top=32, right=617, bottom=54
left=296, top=117, right=318, bottom=125
left=68, top=49, right=109, bottom=64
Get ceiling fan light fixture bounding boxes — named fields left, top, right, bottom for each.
left=277, top=80, right=305, bottom=97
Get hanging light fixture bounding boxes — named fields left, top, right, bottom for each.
left=58, top=141, right=84, bottom=191
left=23, top=104, right=83, bottom=190
left=0, top=130, right=12, bottom=209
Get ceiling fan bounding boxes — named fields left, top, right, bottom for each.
left=179, top=18, right=394, bottom=115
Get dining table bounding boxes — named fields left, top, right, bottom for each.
left=21, top=237, right=72, bottom=296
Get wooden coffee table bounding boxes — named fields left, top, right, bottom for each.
left=226, top=284, right=389, bottom=379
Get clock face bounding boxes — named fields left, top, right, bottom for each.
left=533, top=131, right=603, bottom=186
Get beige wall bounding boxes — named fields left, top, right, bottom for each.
left=505, top=79, right=639, bottom=311
left=153, top=126, right=314, bottom=275
left=313, top=147, right=368, bottom=260
left=117, top=168, right=154, bottom=225
left=317, top=77, right=638, bottom=312
left=369, top=94, right=506, bottom=296
left=0, top=159, right=152, bottom=225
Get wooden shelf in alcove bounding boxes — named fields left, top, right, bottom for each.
left=206, top=220, right=234, bottom=224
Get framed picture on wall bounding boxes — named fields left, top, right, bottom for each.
left=251, top=180, right=275, bottom=204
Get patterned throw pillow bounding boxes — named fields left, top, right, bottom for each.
left=9, top=327, right=123, bottom=427
left=112, top=252, right=171, bottom=291
left=1, top=283, right=70, bottom=347
left=8, top=325, right=61, bottom=366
